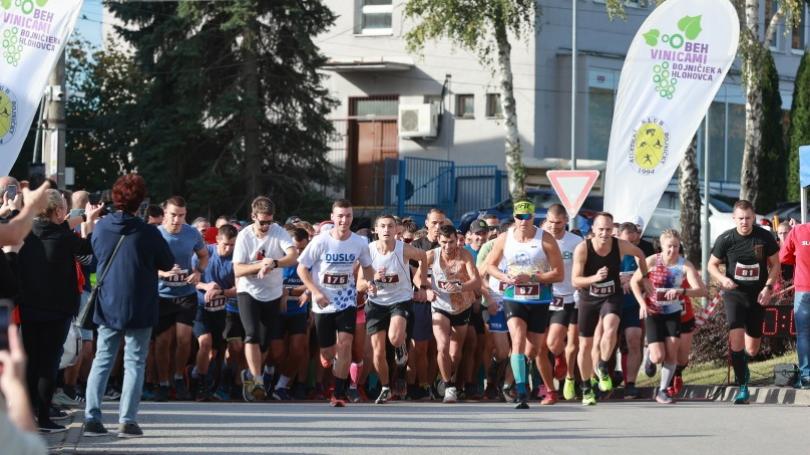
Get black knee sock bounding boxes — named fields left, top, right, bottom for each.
left=731, top=350, right=746, bottom=386
left=335, top=378, right=347, bottom=398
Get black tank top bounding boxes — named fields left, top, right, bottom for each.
left=581, top=237, right=621, bottom=302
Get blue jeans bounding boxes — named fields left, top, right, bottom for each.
left=794, top=292, right=810, bottom=380
left=85, top=325, right=152, bottom=424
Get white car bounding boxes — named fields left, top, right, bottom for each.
left=644, top=191, right=763, bottom=245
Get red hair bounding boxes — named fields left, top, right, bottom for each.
left=112, top=173, right=147, bottom=214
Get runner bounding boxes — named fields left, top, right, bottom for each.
left=426, top=225, right=481, bottom=403
left=617, top=222, right=644, bottom=399
left=155, top=196, right=209, bottom=401
left=407, top=208, right=446, bottom=400
left=485, top=201, right=563, bottom=409
left=191, top=224, right=238, bottom=401
left=708, top=200, right=780, bottom=404
left=358, top=214, right=428, bottom=404
left=271, top=227, right=312, bottom=401
left=297, top=199, right=376, bottom=407
left=631, top=229, right=706, bottom=404
left=542, top=204, right=583, bottom=402
left=232, top=196, right=298, bottom=402
left=572, top=212, right=651, bottom=406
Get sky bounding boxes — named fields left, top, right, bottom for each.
left=75, top=0, right=103, bottom=48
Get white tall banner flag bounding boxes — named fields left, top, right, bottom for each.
left=0, top=0, right=83, bottom=175
left=603, top=0, right=739, bottom=230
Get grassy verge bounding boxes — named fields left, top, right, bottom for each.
left=636, top=351, right=798, bottom=387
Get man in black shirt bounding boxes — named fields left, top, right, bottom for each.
left=630, top=215, right=656, bottom=256
left=708, top=200, right=780, bottom=405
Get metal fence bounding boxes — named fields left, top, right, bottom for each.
left=384, top=157, right=507, bottom=224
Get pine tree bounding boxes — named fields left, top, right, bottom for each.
left=755, top=50, right=786, bottom=212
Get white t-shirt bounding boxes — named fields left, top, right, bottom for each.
left=232, top=223, right=294, bottom=301
left=298, top=231, right=372, bottom=314
left=553, top=231, right=583, bottom=303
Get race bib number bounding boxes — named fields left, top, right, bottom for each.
left=498, top=281, right=510, bottom=292
left=550, top=296, right=565, bottom=311
left=377, top=274, right=400, bottom=284
left=205, top=295, right=227, bottom=312
left=162, top=269, right=189, bottom=287
left=589, top=281, right=615, bottom=298
left=438, top=280, right=462, bottom=294
left=322, top=273, right=349, bottom=287
left=654, top=289, right=681, bottom=306
left=513, top=284, right=540, bottom=301
left=734, top=263, right=760, bottom=282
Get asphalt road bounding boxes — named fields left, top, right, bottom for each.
left=68, top=400, right=809, bottom=454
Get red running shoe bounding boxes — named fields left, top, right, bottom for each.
left=554, top=355, right=567, bottom=381
left=330, top=395, right=347, bottom=407
left=540, top=390, right=558, bottom=405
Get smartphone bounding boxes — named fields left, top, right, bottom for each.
left=4, top=184, right=16, bottom=200
left=69, top=208, right=85, bottom=218
left=0, top=299, right=10, bottom=351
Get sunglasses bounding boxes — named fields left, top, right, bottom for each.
left=514, top=213, right=532, bottom=221
left=257, top=220, right=273, bottom=226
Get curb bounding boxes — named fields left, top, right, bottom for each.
left=675, top=385, right=810, bottom=405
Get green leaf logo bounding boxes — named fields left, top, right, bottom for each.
left=0, top=0, right=12, bottom=10
left=677, top=15, right=702, bottom=40
left=36, top=0, right=49, bottom=6
left=643, top=29, right=660, bottom=46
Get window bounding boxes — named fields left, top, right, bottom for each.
left=792, top=5, right=807, bottom=51
left=766, top=0, right=781, bottom=51
left=359, top=0, right=393, bottom=35
left=485, top=93, right=502, bottom=118
left=455, top=94, right=474, bottom=119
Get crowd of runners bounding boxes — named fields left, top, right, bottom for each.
left=0, top=174, right=787, bottom=441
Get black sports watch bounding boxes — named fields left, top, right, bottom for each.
left=272, top=259, right=279, bottom=269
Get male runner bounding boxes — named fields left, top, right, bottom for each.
left=708, top=200, right=779, bottom=404
left=617, top=222, right=644, bottom=399
left=191, top=224, right=238, bottom=401
left=359, top=215, right=427, bottom=404
left=572, top=212, right=651, bottom=406
left=232, top=197, right=298, bottom=401
left=298, top=200, right=376, bottom=407
left=156, top=196, right=209, bottom=401
left=486, top=201, right=563, bottom=409
left=426, top=224, right=481, bottom=403
left=542, top=204, right=582, bottom=401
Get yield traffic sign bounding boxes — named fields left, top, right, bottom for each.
left=546, top=170, right=600, bottom=217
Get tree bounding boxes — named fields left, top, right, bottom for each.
left=756, top=50, right=786, bottom=211
left=736, top=0, right=803, bottom=207
left=788, top=47, right=810, bottom=201
left=102, top=0, right=339, bottom=218
left=403, top=0, right=536, bottom=201
left=679, top=138, right=701, bottom=265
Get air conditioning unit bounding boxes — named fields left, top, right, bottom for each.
left=398, top=103, right=438, bottom=138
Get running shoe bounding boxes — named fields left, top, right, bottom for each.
left=272, top=387, right=292, bottom=401
left=52, top=389, right=79, bottom=409
left=104, top=385, right=122, bottom=401
left=330, top=395, right=347, bottom=407
left=213, top=387, right=230, bottom=402
left=515, top=393, right=530, bottom=409
left=581, top=389, right=597, bottom=406
left=155, top=385, right=170, bottom=402
left=38, top=419, right=67, bottom=434
left=174, top=377, right=191, bottom=401
left=540, top=390, right=558, bottom=405
left=375, top=387, right=392, bottom=404
left=49, top=407, right=71, bottom=422
left=394, top=344, right=409, bottom=367
left=624, top=384, right=640, bottom=400
left=563, top=378, right=577, bottom=401
left=141, top=385, right=157, bottom=402
left=502, top=384, right=517, bottom=403
left=553, top=355, right=567, bottom=381
left=241, top=370, right=255, bottom=402
left=672, top=376, right=684, bottom=396
left=644, top=356, right=657, bottom=378
left=117, top=422, right=144, bottom=439
left=596, top=366, right=613, bottom=393
left=485, top=383, right=501, bottom=401
left=655, top=390, right=674, bottom=404
left=83, top=419, right=109, bottom=437
left=346, top=386, right=361, bottom=403
left=251, top=382, right=267, bottom=401
left=443, top=386, right=458, bottom=403
left=733, top=385, right=750, bottom=405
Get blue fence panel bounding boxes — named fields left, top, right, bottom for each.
left=454, top=165, right=501, bottom=217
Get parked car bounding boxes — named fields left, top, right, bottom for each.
left=645, top=191, right=763, bottom=244
left=458, top=188, right=602, bottom=233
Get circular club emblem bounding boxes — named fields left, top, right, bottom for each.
left=0, top=84, right=18, bottom=145
left=629, top=118, right=669, bottom=174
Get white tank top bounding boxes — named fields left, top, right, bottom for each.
left=553, top=231, right=582, bottom=304
left=430, top=248, right=471, bottom=314
left=487, top=256, right=507, bottom=311
left=368, top=240, right=413, bottom=306
left=501, top=227, right=553, bottom=304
